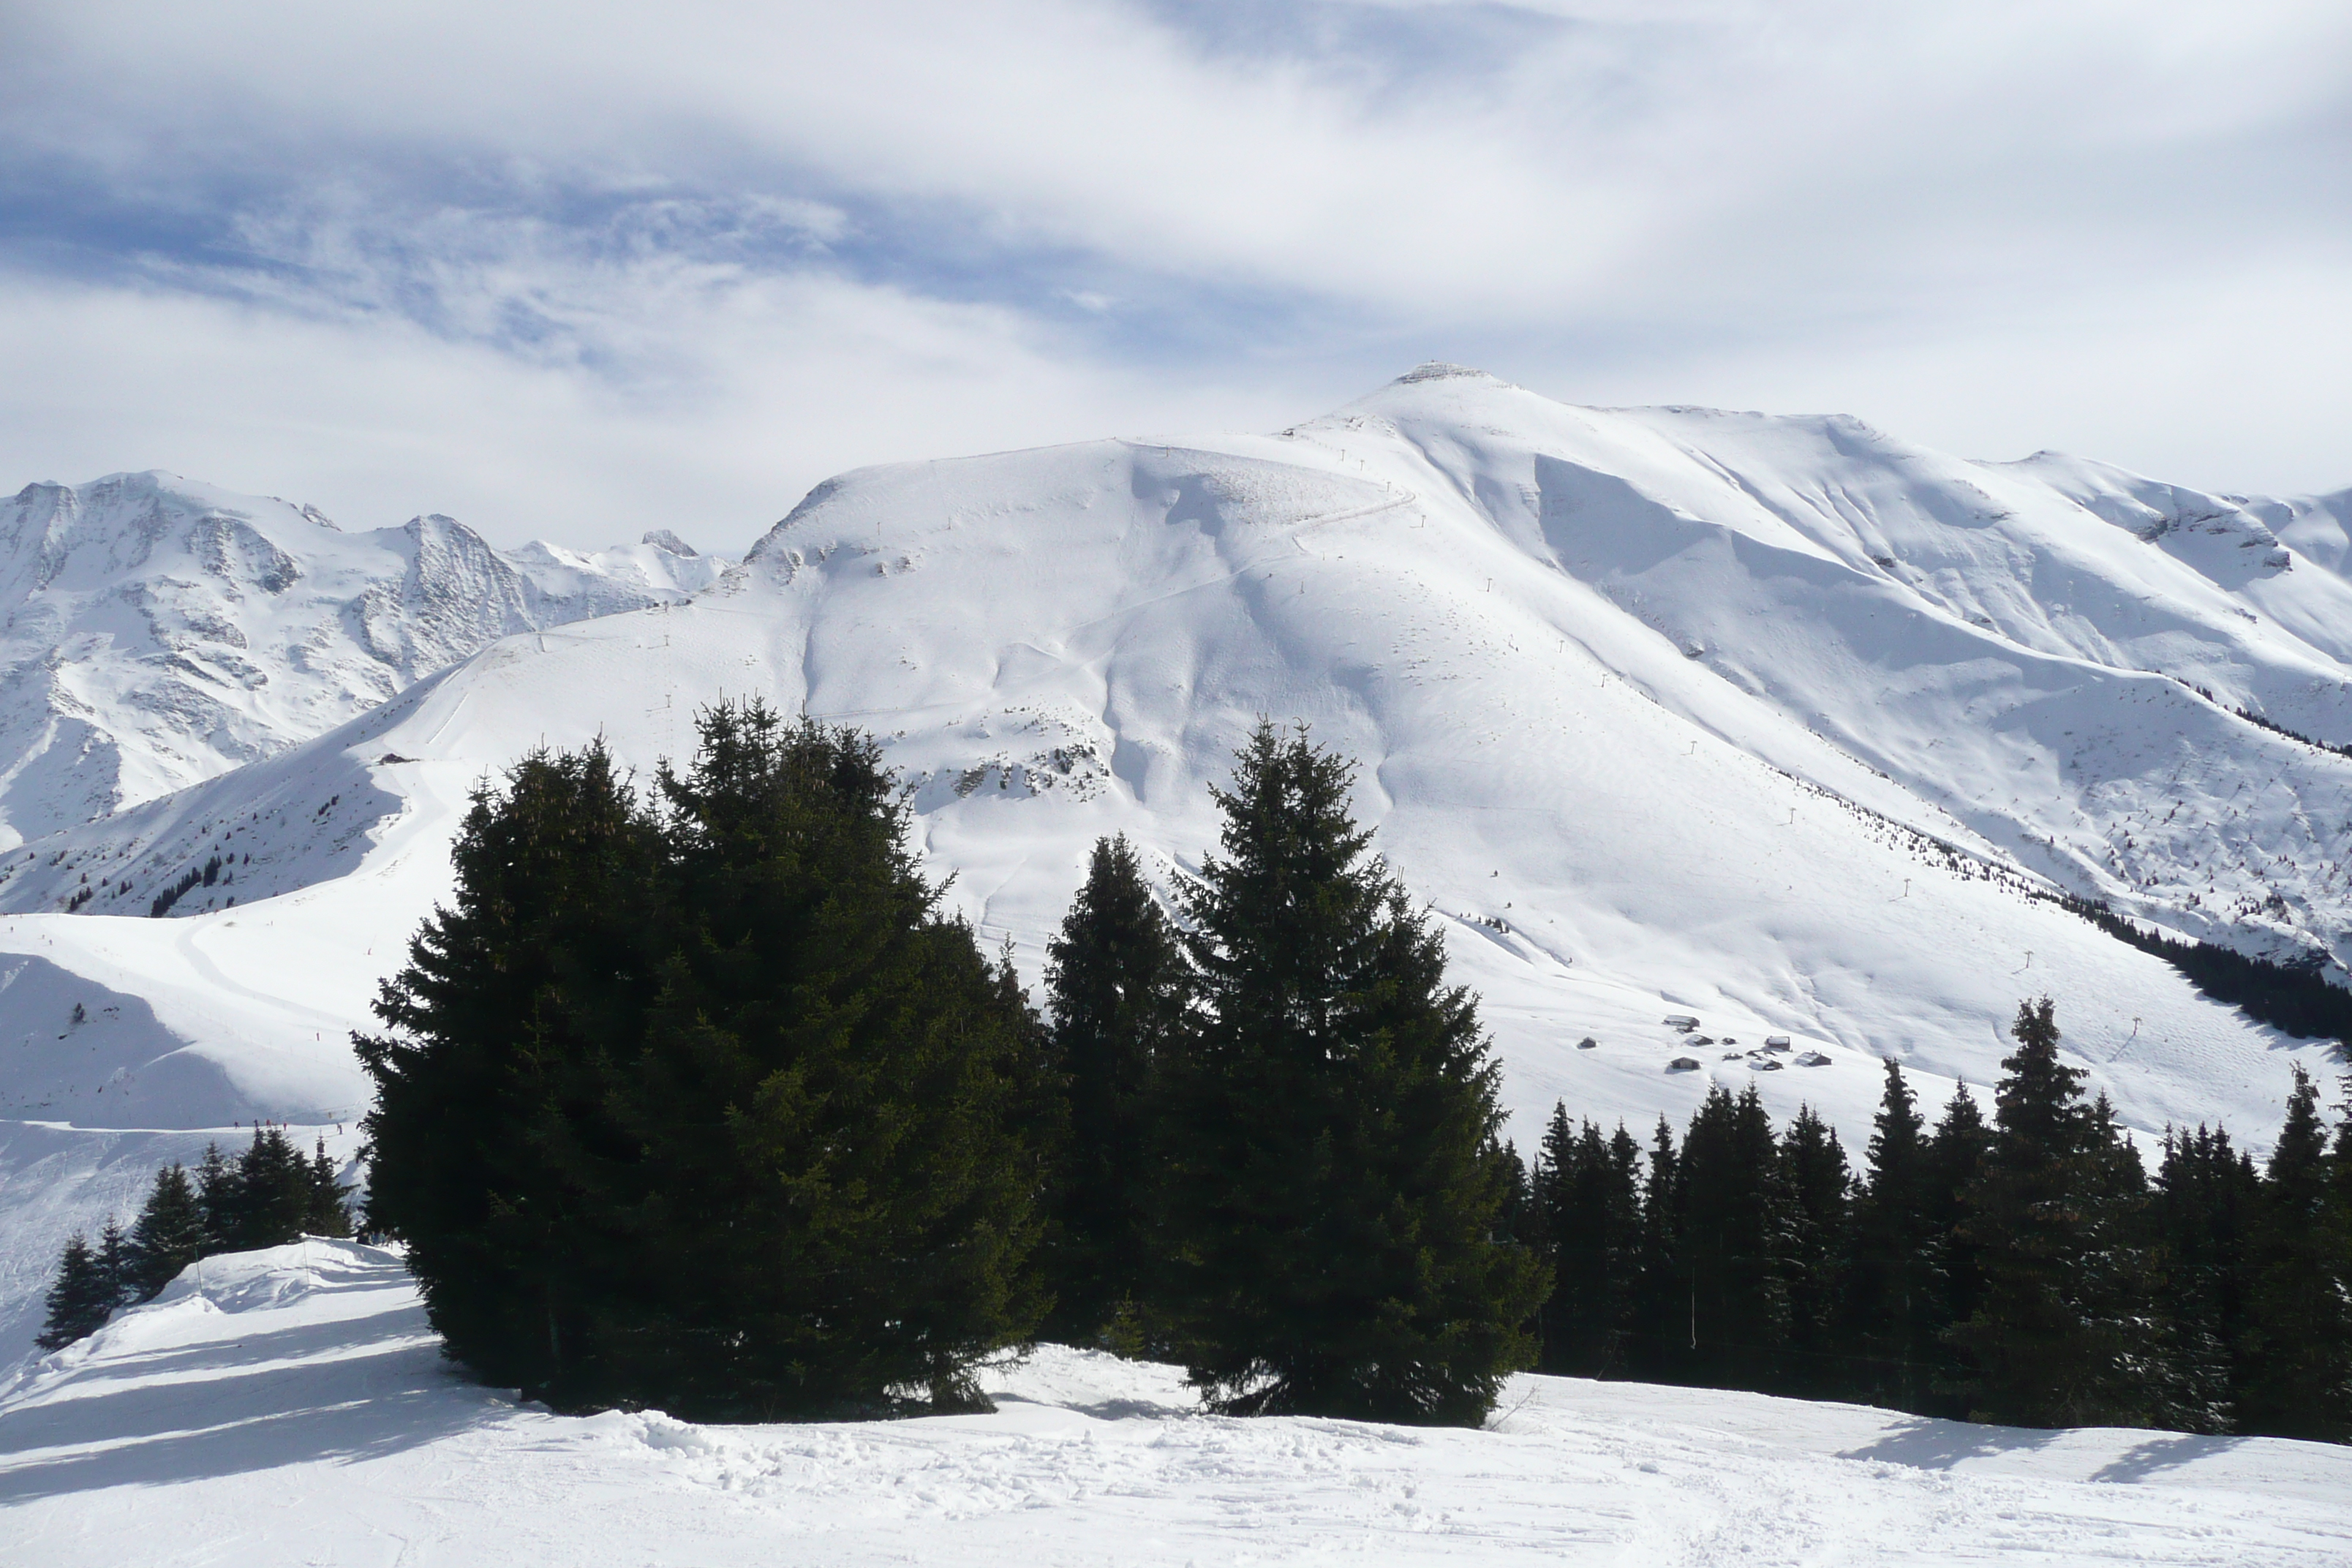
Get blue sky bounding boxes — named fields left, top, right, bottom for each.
left=3, top=0, right=2347, bottom=550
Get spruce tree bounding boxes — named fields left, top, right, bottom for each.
left=1847, top=1060, right=1941, bottom=1409
left=36, top=1234, right=118, bottom=1349
left=359, top=739, right=668, bottom=1400
left=194, top=1142, right=236, bottom=1251
left=127, top=1164, right=207, bottom=1300
left=1921, top=1079, right=1992, bottom=1413
left=1157, top=723, right=1547, bottom=1425
left=1948, top=998, right=2148, bottom=1427
left=306, top=1139, right=353, bottom=1237
left=1779, top=1104, right=1853, bottom=1398
left=230, top=1128, right=314, bottom=1248
left=1629, top=1117, right=1682, bottom=1381
left=1674, top=1084, right=1792, bottom=1392
left=363, top=705, right=1048, bottom=1417
left=2151, top=1123, right=2257, bottom=1431
left=1537, top=1109, right=1643, bottom=1377
left=2238, top=1065, right=2352, bottom=1439
left=1041, top=834, right=1189, bottom=1345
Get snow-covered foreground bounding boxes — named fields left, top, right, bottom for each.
left=4, top=1243, right=2348, bottom=1566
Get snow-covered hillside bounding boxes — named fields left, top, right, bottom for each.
left=2, top=1240, right=2346, bottom=1566
left=4, top=366, right=2351, bottom=1362
left=0, top=472, right=725, bottom=848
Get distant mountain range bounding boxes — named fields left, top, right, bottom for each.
left=3, top=366, right=2348, bottom=1359
left=0, top=472, right=726, bottom=845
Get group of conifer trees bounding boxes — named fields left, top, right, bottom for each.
left=358, top=707, right=1542, bottom=1425
left=37, top=1128, right=350, bottom=1349
left=1526, top=998, right=2352, bottom=1440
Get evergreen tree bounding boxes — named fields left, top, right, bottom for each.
left=1779, top=1104, right=1853, bottom=1398
left=2151, top=1123, right=2257, bottom=1431
left=229, top=1128, right=315, bottom=1249
left=1673, top=1084, right=1792, bottom=1392
left=1157, top=723, right=1547, bottom=1425
left=1921, top=1079, right=1992, bottom=1414
left=127, top=1164, right=207, bottom=1301
left=1847, top=1060, right=1942, bottom=1409
left=1948, top=998, right=2149, bottom=1427
left=2238, top=1065, right=2352, bottom=1439
left=363, top=705, right=1049, bottom=1418
left=306, top=1139, right=353, bottom=1237
left=1041, top=834, right=1189, bottom=1344
left=1628, top=1117, right=1682, bottom=1381
left=1537, top=1110, right=1643, bottom=1377
left=194, top=1142, right=236, bottom=1251
left=36, top=1233, right=118, bottom=1349
left=359, top=738, right=669, bottom=1401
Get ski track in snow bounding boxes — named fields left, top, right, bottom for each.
left=1, top=1241, right=2347, bottom=1567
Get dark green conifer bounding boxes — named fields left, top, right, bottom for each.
left=36, top=1233, right=117, bottom=1349
left=363, top=705, right=1048, bottom=1417
left=1157, top=723, right=1547, bottom=1425
left=1041, top=834, right=1188, bottom=1345
left=1629, top=1117, right=1682, bottom=1381
left=1674, top=1084, right=1792, bottom=1392
left=1779, top=1104, right=1852, bottom=1398
left=194, top=1142, right=236, bottom=1250
left=2238, top=1065, right=2352, bottom=1439
left=1537, top=1109, right=1643, bottom=1376
left=1847, top=1060, right=1942, bottom=1409
left=306, top=1139, right=353, bottom=1237
left=2151, top=1123, right=2256, bottom=1431
left=127, top=1164, right=207, bottom=1300
left=1948, top=998, right=2150, bottom=1427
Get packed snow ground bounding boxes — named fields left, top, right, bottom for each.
left=4, top=364, right=2351, bottom=1360
left=1, top=1240, right=2347, bottom=1567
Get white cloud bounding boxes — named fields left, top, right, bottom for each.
left=0, top=264, right=1319, bottom=551
left=1, top=0, right=2347, bottom=513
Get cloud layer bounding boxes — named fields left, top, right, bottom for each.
left=4, top=0, right=2347, bottom=548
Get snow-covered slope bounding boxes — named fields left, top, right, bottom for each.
left=4, top=366, right=2351, bottom=1360
left=3, top=1240, right=2347, bottom=1565
left=0, top=472, right=725, bottom=848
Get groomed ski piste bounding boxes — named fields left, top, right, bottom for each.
left=5, top=366, right=2352, bottom=1558
left=3, top=1240, right=2348, bottom=1566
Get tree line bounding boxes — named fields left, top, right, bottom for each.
left=357, top=706, right=1540, bottom=1425
left=37, top=1128, right=351, bottom=1348
left=1527, top=998, right=2352, bottom=1441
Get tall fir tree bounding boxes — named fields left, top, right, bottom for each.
left=1157, top=723, right=1547, bottom=1425
left=1629, top=1117, right=1683, bottom=1381
left=1041, top=834, right=1190, bottom=1344
left=127, top=1164, right=207, bottom=1301
left=37, top=1233, right=119, bottom=1349
left=1673, top=1084, right=1793, bottom=1392
left=1537, top=1109, right=1643, bottom=1377
left=1948, top=998, right=2152, bottom=1427
left=2151, top=1123, right=2258, bottom=1431
left=1846, top=1060, right=1943, bottom=1409
left=1921, top=1080, right=1992, bottom=1413
left=359, top=739, right=672, bottom=1401
left=363, top=704, right=1049, bottom=1418
left=2237, top=1065, right=2352, bottom=1439
left=1779, top=1104, right=1853, bottom=1398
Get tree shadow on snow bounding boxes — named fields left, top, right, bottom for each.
left=2088, top=1432, right=2250, bottom=1484
left=0, top=1322, right=500, bottom=1501
left=1838, top=1415, right=2065, bottom=1469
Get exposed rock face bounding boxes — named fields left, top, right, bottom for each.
left=0, top=472, right=723, bottom=845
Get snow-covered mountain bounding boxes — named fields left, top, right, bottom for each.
left=0, top=472, right=726, bottom=847
left=5, top=1238, right=2346, bottom=1566
left=4, top=366, right=2351, bottom=1360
